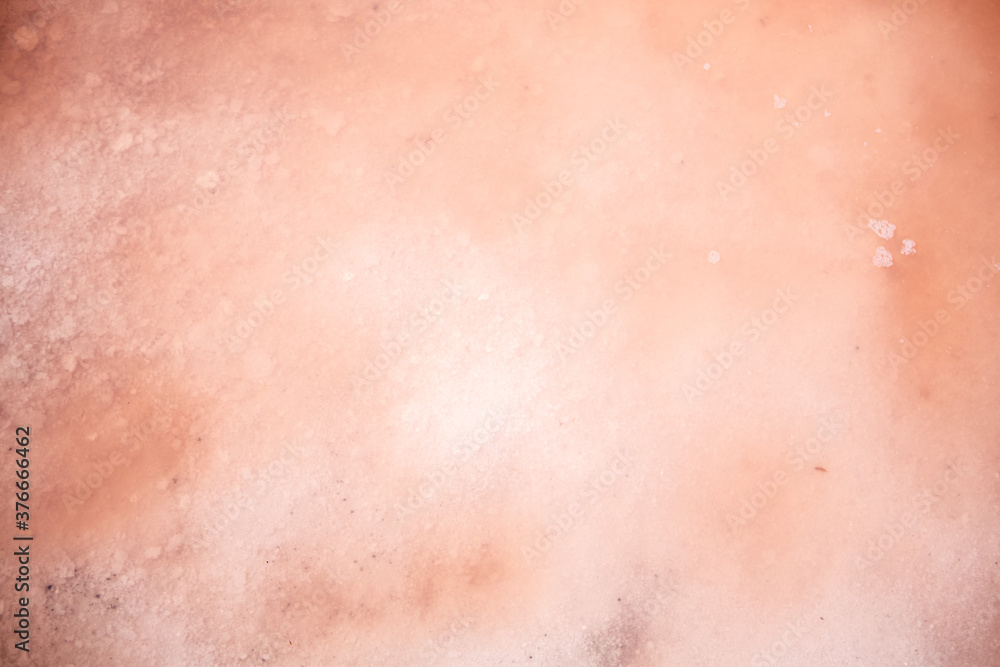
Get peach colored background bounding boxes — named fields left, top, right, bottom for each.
left=2, top=0, right=999, bottom=665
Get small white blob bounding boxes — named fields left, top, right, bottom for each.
left=901, top=238, right=916, bottom=255
left=873, top=247, right=893, bottom=268
left=868, top=218, right=896, bottom=240
left=774, top=94, right=787, bottom=109
left=708, top=250, right=721, bottom=264
left=875, top=128, right=882, bottom=133
left=824, top=109, right=831, bottom=117
left=704, top=63, right=711, bottom=70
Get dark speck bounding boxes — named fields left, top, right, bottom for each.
left=815, top=466, right=827, bottom=472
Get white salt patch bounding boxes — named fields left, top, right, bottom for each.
left=773, top=94, right=787, bottom=109
left=703, top=63, right=711, bottom=70
left=868, top=218, right=895, bottom=240
left=824, top=109, right=831, bottom=117
left=13, top=27, right=40, bottom=52
left=875, top=128, right=882, bottom=133
left=708, top=250, right=720, bottom=264
left=901, top=238, right=916, bottom=255
left=873, top=247, right=893, bottom=268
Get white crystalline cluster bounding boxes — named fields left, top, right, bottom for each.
left=901, top=238, right=916, bottom=255
left=868, top=219, right=896, bottom=240
left=873, top=247, right=893, bottom=268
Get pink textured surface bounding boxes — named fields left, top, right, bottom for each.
left=1, top=1, right=999, bottom=665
